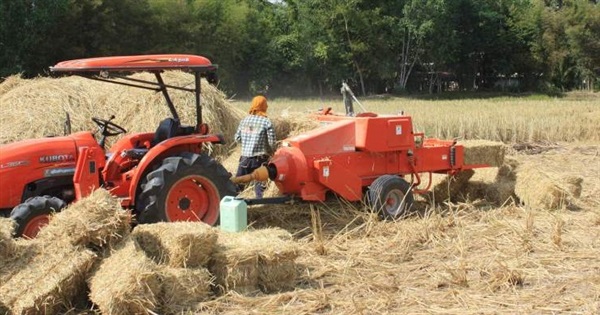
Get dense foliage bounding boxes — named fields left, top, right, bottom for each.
left=0, top=0, right=598, bottom=96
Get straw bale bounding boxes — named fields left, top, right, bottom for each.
left=37, top=189, right=131, bottom=248
left=209, top=228, right=299, bottom=294
left=514, top=164, right=582, bottom=209
left=461, top=140, right=505, bottom=167
left=430, top=169, right=475, bottom=203
left=272, top=115, right=321, bottom=140
left=159, top=266, right=213, bottom=314
left=0, top=218, right=17, bottom=260
left=0, top=72, right=245, bottom=158
left=0, top=239, right=97, bottom=315
left=131, top=221, right=218, bottom=268
left=88, top=238, right=161, bottom=315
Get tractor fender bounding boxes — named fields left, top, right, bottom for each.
left=127, top=133, right=225, bottom=203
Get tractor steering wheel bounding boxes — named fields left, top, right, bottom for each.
left=92, top=116, right=127, bottom=137
left=92, top=116, right=126, bottom=148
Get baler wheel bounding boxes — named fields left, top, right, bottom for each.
left=368, top=175, right=414, bottom=220
left=10, top=196, right=66, bottom=238
left=136, top=153, right=236, bottom=226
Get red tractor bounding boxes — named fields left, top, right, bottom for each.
left=0, top=54, right=237, bottom=238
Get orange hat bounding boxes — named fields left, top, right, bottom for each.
left=249, top=95, right=268, bottom=117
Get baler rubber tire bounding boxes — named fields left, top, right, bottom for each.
left=367, top=175, right=414, bottom=220
left=136, top=153, right=236, bottom=226
left=10, top=196, right=66, bottom=238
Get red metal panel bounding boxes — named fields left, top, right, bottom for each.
left=285, top=120, right=355, bottom=156
left=313, top=158, right=362, bottom=201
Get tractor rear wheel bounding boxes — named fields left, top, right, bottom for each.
left=367, top=175, right=414, bottom=220
left=10, top=196, right=66, bottom=238
left=136, top=153, right=236, bottom=226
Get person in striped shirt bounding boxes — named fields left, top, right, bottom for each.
left=234, top=95, right=276, bottom=198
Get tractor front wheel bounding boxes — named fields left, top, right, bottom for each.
left=367, top=175, right=414, bottom=220
left=10, top=196, right=66, bottom=238
left=136, top=153, right=236, bottom=226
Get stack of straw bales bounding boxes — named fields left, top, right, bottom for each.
left=514, top=163, right=583, bottom=210
left=461, top=140, right=506, bottom=167
left=130, top=222, right=217, bottom=314
left=210, top=227, right=299, bottom=294
left=0, top=240, right=97, bottom=315
left=88, top=239, right=161, bottom=315
left=0, top=72, right=245, bottom=157
left=37, top=189, right=131, bottom=248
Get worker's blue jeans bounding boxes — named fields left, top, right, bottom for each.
left=236, top=155, right=269, bottom=198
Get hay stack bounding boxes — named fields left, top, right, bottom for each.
left=0, top=72, right=244, bottom=157
left=37, top=189, right=131, bottom=248
left=272, top=115, right=321, bottom=140
left=0, top=218, right=17, bottom=261
left=131, top=222, right=218, bottom=268
left=514, top=164, right=583, bottom=209
left=461, top=140, right=505, bottom=167
left=159, top=266, right=213, bottom=314
left=88, top=238, right=161, bottom=315
left=0, top=74, right=27, bottom=97
left=209, top=227, right=299, bottom=294
left=0, top=239, right=97, bottom=315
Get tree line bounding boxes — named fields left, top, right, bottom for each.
left=1, top=0, right=598, bottom=96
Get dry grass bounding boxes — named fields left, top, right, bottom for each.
left=267, top=96, right=600, bottom=143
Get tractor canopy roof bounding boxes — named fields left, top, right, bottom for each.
left=49, top=54, right=218, bottom=128
left=50, top=54, right=217, bottom=73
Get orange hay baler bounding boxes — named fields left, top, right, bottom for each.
left=233, top=110, right=494, bottom=219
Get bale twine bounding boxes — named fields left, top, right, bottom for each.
left=0, top=72, right=245, bottom=158
left=88, top=238, right=161, bottom=315
left=209, top=228, right=299, bottom=295
left=131, top=222, right=218, bottom=268
left=159, top=266, right=213, bottom=314
left=37, top=189, right=131, bottom=248
left=0, top=218, right=17, bottom=261
left=0, top=239, right=96, bottom=315
left=461, top=140, right=505, bottom=167
left=514, top=164, right=583, bottom=209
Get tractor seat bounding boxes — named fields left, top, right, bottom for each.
left=151, top=118, right=196, bottom=146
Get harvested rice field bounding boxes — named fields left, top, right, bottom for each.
left=0, top=74, right=599, bottom=314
